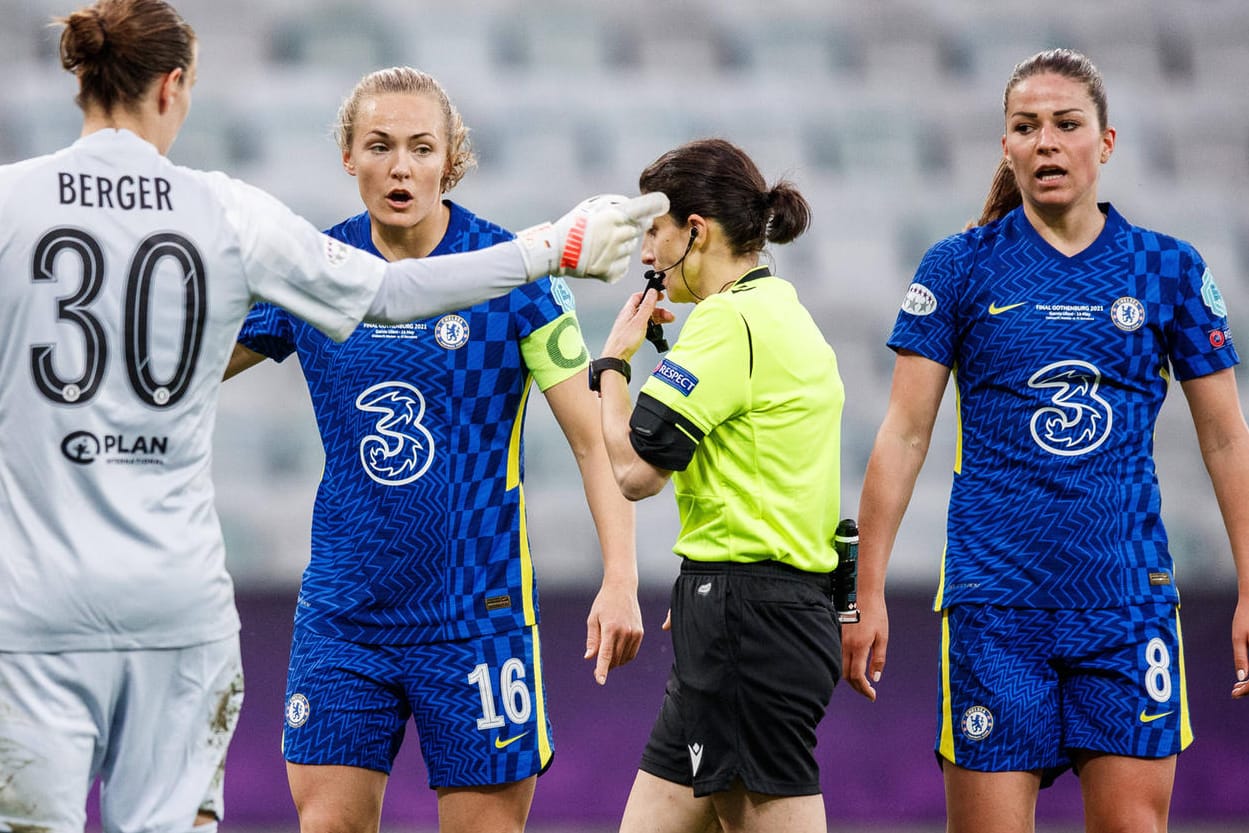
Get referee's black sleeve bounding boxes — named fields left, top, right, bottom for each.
left=629, top=393, right=703, bottom=472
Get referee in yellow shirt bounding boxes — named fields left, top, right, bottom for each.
left=594, top=138, right=845, bottom=833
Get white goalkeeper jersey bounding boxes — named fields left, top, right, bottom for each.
left=0, top=128, right=388, bottom=651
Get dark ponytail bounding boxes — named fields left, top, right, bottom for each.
left=639, top=138, right=810, bottom=256
left=57, top=0, right=195, bottom=114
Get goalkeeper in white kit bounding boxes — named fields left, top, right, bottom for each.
left=0, top=1, right=665, bottom=831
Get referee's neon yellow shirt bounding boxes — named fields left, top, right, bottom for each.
left=639, top=272, right=843, bottom=573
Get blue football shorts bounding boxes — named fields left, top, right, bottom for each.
left=282, top=624, right=553, bottom=787
left=936, top=602, right=1191, bottom=783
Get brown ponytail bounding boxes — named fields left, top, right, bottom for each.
left=57, top=0, right=195, bottom=114
left=639, top=138, right=811, bottom=257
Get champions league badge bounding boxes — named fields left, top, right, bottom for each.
left=434, top=314, right=470, bottom=349
left=961, top=705, right=994, bottom=742
left=286, top=693, right=311, bottom=728
left=1110, top=296, right=1145, bottom=332
left=901, top=282, right=937, bottom=316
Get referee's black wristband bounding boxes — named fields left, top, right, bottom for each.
left=588, top=357, right=631, bottom=392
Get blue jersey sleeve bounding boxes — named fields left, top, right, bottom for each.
left=887, top=231, right=977, bottom=368
left=1166, top=243, right=1239, bottom=380
left=237, top=301, right=298, bottom=362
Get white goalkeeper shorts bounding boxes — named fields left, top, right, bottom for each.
left=0, top=635, right=243, bottom=833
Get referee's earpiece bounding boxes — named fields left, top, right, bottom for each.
left=689, top=227, right=697, bottom=240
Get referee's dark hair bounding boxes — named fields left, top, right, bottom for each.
left=639, top=138, right=811, bottom=258
left=57, top=0, right=196, bottom=115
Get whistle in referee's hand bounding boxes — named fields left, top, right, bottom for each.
left=833, top=519, right=860, bottom=624
left=641, top=269, right=670, bottom=353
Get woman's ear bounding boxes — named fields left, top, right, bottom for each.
left=156, top=66, right=184, bottom=115
left=686, top=215, right=708, bottom=247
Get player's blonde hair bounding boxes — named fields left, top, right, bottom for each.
left=334, top=67, right=476, bottom=194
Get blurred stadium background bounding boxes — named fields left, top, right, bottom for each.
left=3, top=0, right=1247, bottom=830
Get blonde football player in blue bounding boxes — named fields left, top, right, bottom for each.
left=226, top=68, right=644, bottom=833
left=0, top=3, right=664, bottom=831
left=843, top=48, right=1249, bottom=833
left=595, top=138, right=845, bottom=833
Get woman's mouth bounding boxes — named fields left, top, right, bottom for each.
left=385, top=189, right=413, bottom=208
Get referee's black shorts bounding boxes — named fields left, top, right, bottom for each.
left=638, top=557, right=841, bottom=797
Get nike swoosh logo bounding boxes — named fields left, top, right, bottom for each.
left=1139, top=709, right=1173, bottom=724
left=494, top=732, right=529, bottom=749
left=988, top=302, right=1026, bottom=315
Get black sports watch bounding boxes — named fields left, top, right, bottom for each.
left=588, top=357, right=632, bottom=392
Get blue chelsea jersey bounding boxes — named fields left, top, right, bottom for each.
left=889, top=204, right=1238, bottom=610
left=238, top=202, right=588, bottom=643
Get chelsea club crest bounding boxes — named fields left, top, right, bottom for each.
left=286, top=693, right=311, bottom=728
left=1110, top=297, right=1145, bottom=332
left=961, top=705, right=994, bottom=742
left=434, top=314, right=470, bottom=349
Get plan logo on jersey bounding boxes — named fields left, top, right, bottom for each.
left=1201, top=268, right=1227, bottom=318
left=60, top=430, right=169, bottom=466
left=1027, top=360, right=1113, bottom=457
left=901, top=282, right=937, bottom=316
left=355, top=381, right=435, bottom=486
left=61, top=431, right=100, bottom=464
left=285, top=693, right=311, bottom=728
left=434, top=314, right=470, bottom=349
left=960, top=705, right=994, bottom=742
left=1110, top=297, right=1145, bottom=332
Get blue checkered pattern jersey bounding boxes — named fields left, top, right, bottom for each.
left=238, top=202, right=578, bottom=644
left=889, top=203, right=1239, bottom=611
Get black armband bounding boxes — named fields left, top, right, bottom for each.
left=629, top=393, right=702, bottom=471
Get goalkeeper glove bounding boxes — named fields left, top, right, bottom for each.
left=516, top=192, right=669, bottom=283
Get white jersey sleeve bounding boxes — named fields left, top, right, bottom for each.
left=205, top=171, right=385, bottom=340
left=0, top=129, right=385, bottom=651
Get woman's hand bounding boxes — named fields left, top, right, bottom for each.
left=601, top=288, right=674, bottom=361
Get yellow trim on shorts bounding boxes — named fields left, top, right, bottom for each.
left=532, top=624, right=554, bottom=766
left=938, top=608, right=956, bottom=762
left=1176, top=607, right=1194, bottom=750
